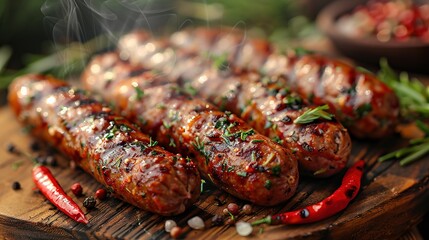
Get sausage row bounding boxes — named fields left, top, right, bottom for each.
left=120, top=28, right=400, bottom=139
left=114, top=30, right=353, bottom=177
left=82, top=53, right=299, bottom=206
left=8, top=74, right=200, bottom=216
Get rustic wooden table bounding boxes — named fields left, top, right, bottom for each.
left=0, top=92, right=428, bottom=239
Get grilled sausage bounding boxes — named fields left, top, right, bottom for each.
left=82, top=53, right=299, bottom=206
left=117, top=32, right=353, bottom=177
left=138, top=28, right=400, bottom=139
left=8, top=74, right=200, bottom=216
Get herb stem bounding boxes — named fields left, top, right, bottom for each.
left=294, top=105, right=333, bottom=124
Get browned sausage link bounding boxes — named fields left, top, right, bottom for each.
left=170, top=28, right=400, bottom=139
left=8, top=74, right=200, bottom=216
left=262, top=54, right=400, bottom=138
left=181, top=66, right=351, bottom=177
left=117, top=33, right=352, bottom=177
left=82, top=54, right=299, bottom=206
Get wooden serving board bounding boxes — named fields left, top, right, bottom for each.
left=0, top=105, right=428, bottom=240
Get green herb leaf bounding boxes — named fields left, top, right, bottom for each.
left=378, top=58, right=429, bottom=119
left=134, top=86, right=144, bottom=100
left=294, top=105, right=334, bottom=124
left=264, top=180, right=272, bottom=190
left=379, top=136, right=429, bottom=166
left=200, top=179, right=206, bottom=193
left=240, top=129, right=255, bottom=141
left=148, top=137, right=158, bottom=147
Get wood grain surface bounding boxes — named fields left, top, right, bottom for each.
left=0, top=103, right=428, bottom=240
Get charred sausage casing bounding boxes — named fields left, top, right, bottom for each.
left=117, top=32, right=352, bottom=177
left=8, top=74, right=201, bottom=216
left=82, top=53, right=300, bottom=206
left=169, top=28, right=400, bottom=139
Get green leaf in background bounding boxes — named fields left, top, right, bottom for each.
left=0, top=46, right=12, bottom=72
left=378, top=58, right=429, bottom=119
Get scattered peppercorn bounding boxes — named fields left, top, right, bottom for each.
left=211, top=214, right=224, bottom=226
left=227, top=203, right=240, bottom=215
left=242, top=204, right=253, bottom=215
left=12, top=181, right=21, bottom=190
left=83, top=196, right=96, bottom=209
left=95, top=188, right=107, bottom=200
left=7, top=143, right=20, bottom=155
left=170, top=226, right=182, bottom=239
left=70, top=183, right=83, bottom=197
left=29, top=141, right=40, bottom=152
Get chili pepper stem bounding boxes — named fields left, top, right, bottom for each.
left=251, top=216, right=272, bottom=226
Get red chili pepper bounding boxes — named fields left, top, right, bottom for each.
left=252, top=160, right=365, bottom=226
left=32, top=165, right=88, bottom=224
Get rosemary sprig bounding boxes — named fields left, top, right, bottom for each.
left=293, top=105, right=334, bottom=124
left=378, top=58, right=429, bottom=119
left=379, top=121, right=429, bottom=166
left=376, top=59, right=429, bottom=166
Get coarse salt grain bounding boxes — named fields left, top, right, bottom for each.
left=165, top=220, right=177, bottom=232
left=187, top=216, right=205, bottom=229
left=236, top=221, right=253, bottom=236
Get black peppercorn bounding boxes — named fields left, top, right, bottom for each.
left=7, top=143, right=20, bottom=155
left=83, top=196, right=96, bottom=209
left=12, top=181, right=21, bottom=190
left=29, top=141, right=40, bottom=152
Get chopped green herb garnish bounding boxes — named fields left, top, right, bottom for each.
left=294, top=47, right=314, bottom=56
left=200, top=179, right=206, bottom=193
left=271, top=165, right=281, bottom=176
left=134, top=86, right=144, bottom=100
left=162, top=120, right=171, bottom=129
left=192, top=137, right=210, bottom=162
left=148, top=137, right=158, bottom=147
left=294, top=105, right=334, bottom=124
left=237, top=171, right=247, bottom=177
left=184, top=84, right=198, bottom=96
left=313, top=168, right=327, bottom=176
left=272, top=136, right=283, bottom=144
left=264, top=180, right=272, bottom=190
left=212, top=53, right=229, bottom=71
left=251, top=139, right=264, bottom=143
left=356, top=103, right=373, bottom=118
left=240, top=129, right=255, bottom=141
left=169, top=138, right=176, bottom=147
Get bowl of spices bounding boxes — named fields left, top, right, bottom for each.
left=317, top=0, right=429, bottom=72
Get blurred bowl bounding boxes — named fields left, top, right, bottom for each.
left=317, top=0, right=429, bottom=73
